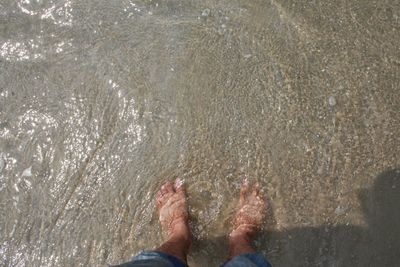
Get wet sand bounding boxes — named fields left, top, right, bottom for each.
left=0, top=0, right=399, bottom=266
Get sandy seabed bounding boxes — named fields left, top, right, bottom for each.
left=0, top=0, right=399, bottom=266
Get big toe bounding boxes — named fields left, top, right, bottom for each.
left=240, top=180, right=250, bottom=201
left=157, top=181, right=175, bottom=208
left=251, top=183, right=261, bottom=197
left=161, top=181, right=175, bottom=194
left=174, top=178, right=186, bottom=195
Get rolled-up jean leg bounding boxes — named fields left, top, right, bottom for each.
left=221, top=253, right=272, bottom=267
left=112, top=250, right=188, bottom=267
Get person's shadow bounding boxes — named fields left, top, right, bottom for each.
left=189, top=169, right=400, bottom=267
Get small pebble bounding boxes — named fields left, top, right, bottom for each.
left=201, top=8, right=210, bottom=17
left=334, top=205, right=347, bottom=215
left=328, top=96, right=336, bottom=106
left=22, top=166, right=32, bottom=177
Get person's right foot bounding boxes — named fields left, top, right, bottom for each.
left=155, top=180, right=192, bottom=264
left=156, top=180, right=191, bottom=241
left=230, top=181, right=268, bottom=239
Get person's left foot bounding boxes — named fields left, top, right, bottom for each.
left=156, top=180, right=191, bottom=240
left=230, top=181, right=268, bottom=239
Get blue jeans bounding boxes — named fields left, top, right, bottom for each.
left=114, top=250, right=272, bottom=267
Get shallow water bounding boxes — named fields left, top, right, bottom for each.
left=0, top=0, right=399, bottom=266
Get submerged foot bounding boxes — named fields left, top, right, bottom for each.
left=230, top=181, right=268, bottom=239
left=156, top=180, right=191, bottom=240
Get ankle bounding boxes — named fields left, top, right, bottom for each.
left=229, top=231, right=252, bottom=245
left=229, top=224, right=256, bottom=241
left=228, top=232, right=256, bottom=259
left=168, top=219, right=192, bottom=244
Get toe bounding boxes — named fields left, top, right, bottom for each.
left=156, top=191, right=164, bottom=209
left=239, top=181, right=251, bottom=206
left=174, top=178, right=186, bottom=195
left=264, top=201, right=268, bottom=211
left=240, top=179, right=250, bottom=197
left=253, top=183, right=260, bottom=194
left=161, top=181, right=175, bottom=195
left=160, top=185, right=167, bottom=195
left=164, top=181, right=175, bottom=193
left=157, top=190, right=163, bottom=199
left=252, top=186, right=260, bottom=196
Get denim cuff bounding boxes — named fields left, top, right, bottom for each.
left=132, top=250, right=188, bottom=267
left=221, top=252, right=272, bottom=267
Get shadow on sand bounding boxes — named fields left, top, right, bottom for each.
left=190, top=169, right=400, bottom=267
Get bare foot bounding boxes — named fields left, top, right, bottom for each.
left=156, top=180, right=190, bottom=240
left=228, top=181, right=268, bottom=258
left=155, top=180, right=191, bottom=263
left=231, top=181, right=268, bottom=238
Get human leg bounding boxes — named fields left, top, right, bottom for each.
left=114, top=180, right=191, bottom=267
left=223, top=181, right=272, bottom=267
left=155, top=180, right=192, bottom=263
